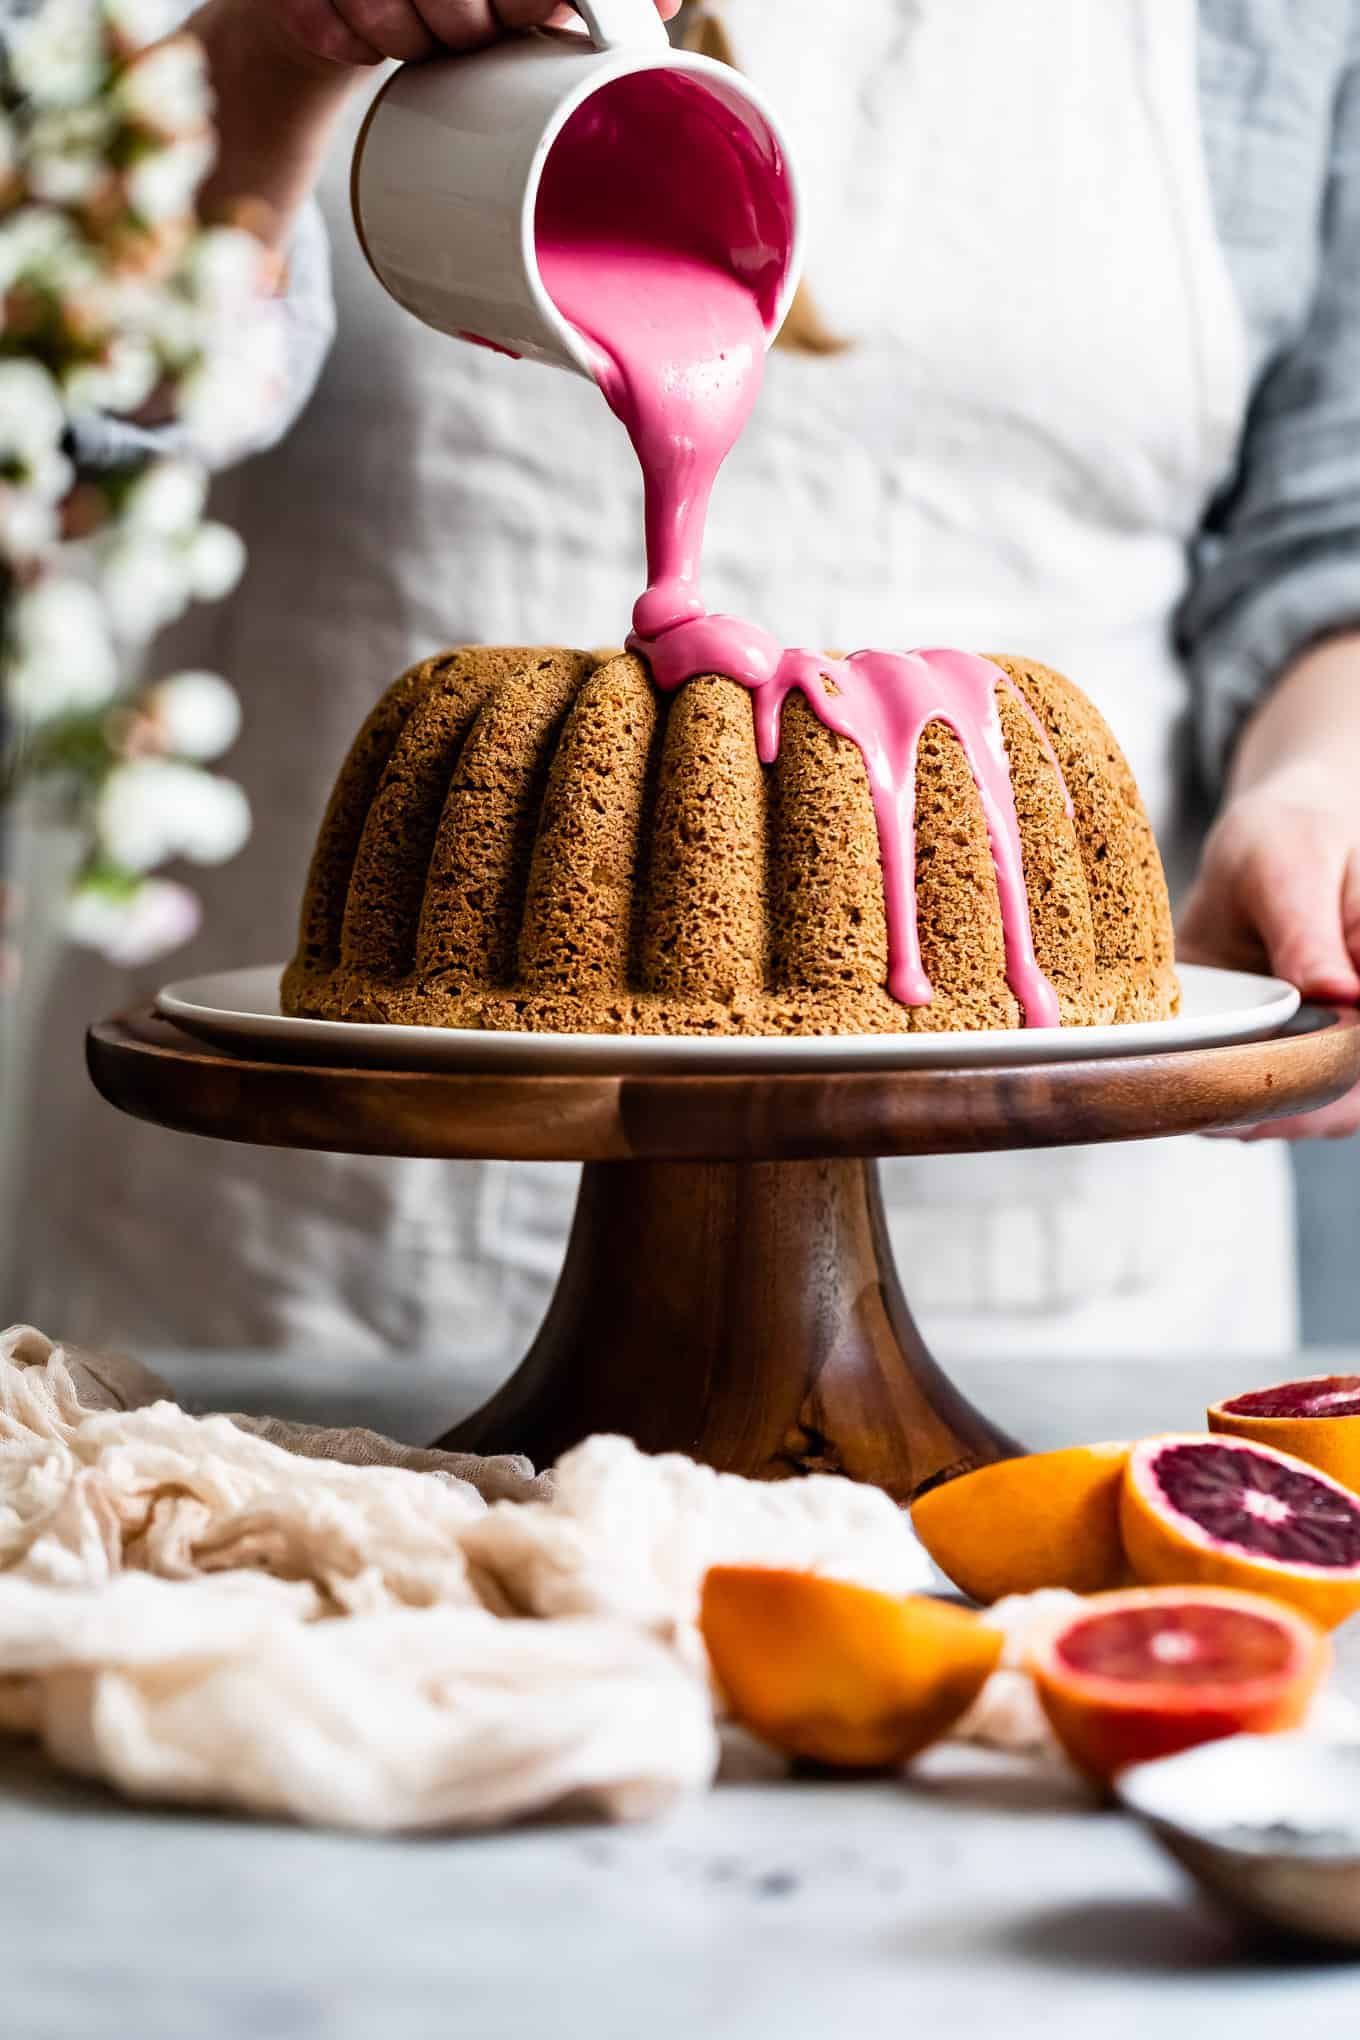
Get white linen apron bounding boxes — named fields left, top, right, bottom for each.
left=16, top=0, right=1295, bottom=1367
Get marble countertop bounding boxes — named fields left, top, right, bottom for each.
left=8, top=1352, right=1360, bottom=2040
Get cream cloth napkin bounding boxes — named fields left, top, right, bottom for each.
left=14, top=1326, right=1341, bottom=1832
left=0, top=1325, right=936, bottom=1830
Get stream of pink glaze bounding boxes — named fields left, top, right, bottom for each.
left=535, top=73, right=1069, bottom=1025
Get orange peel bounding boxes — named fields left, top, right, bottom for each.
left=700, top=1566, right=1002, bottom=1769
left=1121, top=1432, right=1360, bottom=1632
left=1209, top=1374, right=1360, bottom=1494
left=910, top=1442, right=1130, bottom=1603
left=1030, top=1584, right=1328, bottom=1783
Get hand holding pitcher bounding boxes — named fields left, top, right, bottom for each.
left=247, top=1, right=679, bottom=68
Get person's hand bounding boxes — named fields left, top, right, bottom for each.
left=191, top=0, right=679, bottom=242
left=270, top=0, right=679, bottom=67
left=1178, top=761, right=1360, bottom=1139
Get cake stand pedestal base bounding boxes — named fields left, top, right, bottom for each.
left=439, top=1158, right=1013, bottom=1498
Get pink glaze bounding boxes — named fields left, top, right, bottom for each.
left=535, top=72, right=1069, bottom=1025
left=641, top=627, right=1067, bottom=1024
left=457, top=331, right=521, bottom=360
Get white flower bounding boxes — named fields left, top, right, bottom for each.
left=97, top=756, right=251, bottom=872
left=124, top=458, right=207, bottom=537
left=175, top=770, right=250, bottom=865
left=0, top=440, right=73, bottom=564
left=26, top=103, right=116, bottom=204
left=97, top=758, right=178, bottom=869
left=99, top=531, right=192, bottom=641
left=140, top=288, right=199, bottom=364
left=64, top=332, right=159, bottom=417
left=10, top=0, right=107, bottom=110
left=0, top=360, right=66, bottom=468
left=0, top=206, right=83, bottom=293
left=67, top=873, right=201, bottom=967
left=6, top=575, right=119, bottom=724
left=185, top=520, right=245, bottom=600
left=115, top=36, right=213, bottom=138
left=105, top=0, right=181, bottom=55
left=27, top=144, right=103, bottom=204
left=79, top=269, right=159, bottom=353
left=185, top=226, right=263, bottom=315
left=0, top=486, right=60, bottom=562
left=101, top=504, right=244, bottom=641
left=143, top=669, right=241, bottom=762
left=178, top=315, right=287, bottom=462
left=33, top=448, right=76, bottom=503
left=127, top=132, right=215, bottom=225
left=0, top=367, right=77, bottom=563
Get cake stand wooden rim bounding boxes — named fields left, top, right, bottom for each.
left=83, top=1004, right=1360, bottom=1499
left=87, top=1004, right=1360, bottom=1163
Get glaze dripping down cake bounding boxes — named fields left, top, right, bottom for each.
left=281, top=646, right=1179, bottom=1036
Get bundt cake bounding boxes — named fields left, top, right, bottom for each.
left=281, top=645, right=1179, bottom=1037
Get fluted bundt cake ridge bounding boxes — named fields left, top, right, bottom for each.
left=282, top=645, right=1178, bottom=1037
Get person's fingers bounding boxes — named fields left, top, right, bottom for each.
left=405, top=0, right=502, bottom=47
left=1177, top=875, right=1259, bottom=973
left=1233, top=1077, right=1360, bottom=1143
left=332, top=0, right=438, bottom=58
left=276, top=0, right=384, bottom=64
left=429, top=0, right=678, bottom=32
left=412, top=0, right=579, bottom=42
left=1343, top=847, right=1360, bottom=975
left=1230, top=823, right=1360, bottom=1001
left=489, top=0, right=577, bottom=22
left=399, top=0, right=679, bottom=49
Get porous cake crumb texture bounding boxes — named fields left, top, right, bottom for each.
left=282, top=647, right=1179, bottom=1036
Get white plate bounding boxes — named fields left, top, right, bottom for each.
left=155, top=963, right=1300, bottom=1074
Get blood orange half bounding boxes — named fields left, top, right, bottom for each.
left=1122, top=1433, right=1360, bottom=1630
left=1210, top=1375, right=1360, bottom=1493
left=699, top=1568, right=1003, bottom=1769
left=1029, top=1585, right=1328, bottom=1782
left=909, top=1441, right=1130, bottom=1603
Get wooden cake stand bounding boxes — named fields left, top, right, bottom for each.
left=88, top=1004, right=1360, bottom=1503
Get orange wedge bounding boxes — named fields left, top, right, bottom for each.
left=1030, top=1585, right=1328, bottom=1783
left=1210, top=1374, right=1360, bottom=1493
left=699, top=1566, right=1002, bottom=1769
left=1121, top=1433, right=1360, bottom=1631
left=909, top=1442, right=1130, bottom=1603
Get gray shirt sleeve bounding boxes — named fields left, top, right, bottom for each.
left=72, top=196, right=337, bottom=473
left=1180, top=21, right=1360, bottom=796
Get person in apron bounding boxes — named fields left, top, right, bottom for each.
left=13, top=0, right=1360, bottom=1380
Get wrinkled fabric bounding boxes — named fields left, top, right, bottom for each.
left=0, top=1327, right=718, bottom=1825
left=463, top=1432, right=937, bottom=1670
left=0, top=1342, right=496, bottom=1614
left=0, top=1326, right=944, bottom=1831
left=24, top=1583, right=716, bottom=1833
left=954, top=1590, right=1086, bottom=1758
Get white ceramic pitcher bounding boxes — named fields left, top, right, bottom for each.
left=350, top=0, right=804, bottom=378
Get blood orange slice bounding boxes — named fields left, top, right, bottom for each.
left=1029, top=1585, right=1328, bottom=1782
left=1210, top=1375, right=1360, bottom=1493
left=1122, top=1433, right=1360, bottom=1630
